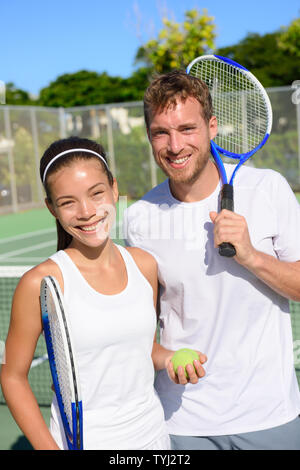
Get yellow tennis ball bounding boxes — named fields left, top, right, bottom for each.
left=171, top=348, right=199, bottom=378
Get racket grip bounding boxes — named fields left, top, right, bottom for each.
left=219, top=184, right=236, bottom=257
left=220, top=184, right=234, bottom=211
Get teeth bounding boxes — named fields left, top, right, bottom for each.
left=171, top=156, right=189, bottom=164
left=81, top=225, right=98, bottom=231
left=80, top=218, right=106, bottom=231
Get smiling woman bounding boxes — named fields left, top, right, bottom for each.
left=0, top=136, right=172, bottom=450
left=40, top=138, right=115, bottom=251
left=45, top=160, right=118, bottom=250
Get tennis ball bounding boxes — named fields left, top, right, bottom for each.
left=171, top=348, right=199, bottom=378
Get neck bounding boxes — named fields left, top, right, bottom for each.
left=67, top=237, right=116, bottom=267
left=169, top=160, right=220, bottom=203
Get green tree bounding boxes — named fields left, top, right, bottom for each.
left=4, top=82, right=36, bottom=105
left=38, top=69, right=149, bottom=108
left=278, top=17, right=300, bottom=58
left=216, top=18, right=300, bottom=87
left=135, top=8, right=216, bottom=73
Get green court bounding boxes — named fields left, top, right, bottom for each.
left=0, top=203, right=127, bottom=267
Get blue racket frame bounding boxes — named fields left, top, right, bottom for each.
left=42, top=296, right=83, bottom=450
left=210, top=135, right=270, bottom=186
left=209, top=55, right=271, bottom=185
left=187, top=54, right=272, bottom=186
left=186, top=54, right=272, bottom=257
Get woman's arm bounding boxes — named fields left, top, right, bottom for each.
left=0, top=269, right=60, bottom=450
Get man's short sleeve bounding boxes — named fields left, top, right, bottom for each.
left=273, top=173, right=300, bottom=262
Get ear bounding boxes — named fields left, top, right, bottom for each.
left=209, top=115, right=218, bottom=141
left=45, top=198, right=57, bottom=218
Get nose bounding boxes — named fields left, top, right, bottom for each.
left=168, top=130, right=184, bottom=155
left=77, top=199, right=96, bottom=219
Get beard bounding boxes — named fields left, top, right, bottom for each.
left=156, top=144, right=211, bottom=186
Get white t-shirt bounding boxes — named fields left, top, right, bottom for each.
left=123, top=164, right=300, bottom=436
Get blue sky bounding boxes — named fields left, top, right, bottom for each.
left=1, top=0, right=299, bottom=96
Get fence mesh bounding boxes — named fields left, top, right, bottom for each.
left=0, top=87, right=299, bottom=213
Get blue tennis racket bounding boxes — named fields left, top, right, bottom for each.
left=187, top=55, right=273, bottom=257
left=40, top=276, right=83, bottom=450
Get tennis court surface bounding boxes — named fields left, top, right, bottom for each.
left=0, top=204, right=300, bottom=449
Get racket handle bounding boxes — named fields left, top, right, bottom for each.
left=219, top=184, right=236, bottom=257
left=220, top=184, right=234, bottom=211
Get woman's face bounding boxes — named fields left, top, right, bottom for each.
left=46, top=159, right=118, bottom=248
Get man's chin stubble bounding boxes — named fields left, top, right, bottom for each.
left=160, top=156, right=210, bottom=186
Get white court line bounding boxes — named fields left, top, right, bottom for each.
left=0, top=222, right=123, bottom=262
left=30, top=354, right=48, bottom=368
left=0, top=223, right=122, bottom=246
left=0, top=240, right=57, bottom=260
left=0, top=257, right=49, bottom=263
left=0, top=227, right=56, bottom=245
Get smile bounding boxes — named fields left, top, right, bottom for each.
left=77, top=216, right=107, bottom=232
left=166, top=155, right=190, bottom=168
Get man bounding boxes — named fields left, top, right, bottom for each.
left=123, top=70, right=300, bottom=450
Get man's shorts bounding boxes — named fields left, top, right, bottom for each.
left=170, top=416, right=300, bottom=450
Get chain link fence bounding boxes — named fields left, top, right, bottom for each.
left=0, top=86, right=299, bottom=213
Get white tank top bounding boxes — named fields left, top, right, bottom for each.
left=48, top=244, right=167, bottom=450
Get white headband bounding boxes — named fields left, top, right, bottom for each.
left=42, top=148, right=109, bottom=184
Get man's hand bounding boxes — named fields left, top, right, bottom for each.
left=166, top=351, right=207, bottom=385
left=210, top=210, right=256, bottom=266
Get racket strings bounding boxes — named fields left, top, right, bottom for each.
left=190, top=59, right=269, bottom=155
left=48, top=294, right=73, bottom=432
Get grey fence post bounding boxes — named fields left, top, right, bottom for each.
left=59, top=107, right=67, bottom=138
left=105, top=105, right=116, bottom=177
left=148, top=142, right=157, bottom=188
left=30, top=108, right=44, bottom=203
left=4, top=107, right=18, bottom=213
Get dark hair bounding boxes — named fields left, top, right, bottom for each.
left=40, top=136, right=114, bottom=251
left=144, top=70, right=213, bottom=129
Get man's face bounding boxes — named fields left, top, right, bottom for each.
left=148, top=97, right=217, bottom=185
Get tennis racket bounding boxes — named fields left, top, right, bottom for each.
left=40, top=276, right=83, bottom=450
left=186, top=55, right=273, bottom=257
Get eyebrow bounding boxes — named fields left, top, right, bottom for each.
left=55, top=182, right=106, bottom=203
left=150, top=122, right=197, bottom=132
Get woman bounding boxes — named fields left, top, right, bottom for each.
left=0, top=136, right=177, bottom=450
left=1, top=136, right=207, bottom=449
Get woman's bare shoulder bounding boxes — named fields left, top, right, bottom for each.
left=125, top=246, right=158, bottom=288
left=16, top=258, right=63, bottom=293
left=125, top=246, right=157, bottom=270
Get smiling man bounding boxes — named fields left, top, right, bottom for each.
left=149, top=96, right=215, bottom=180
left=124, top=70, right=300, bottom=450
left=144, top=71, right=218, bottom=199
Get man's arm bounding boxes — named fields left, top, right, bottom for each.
left=210, top=209, right=300, bottom=301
